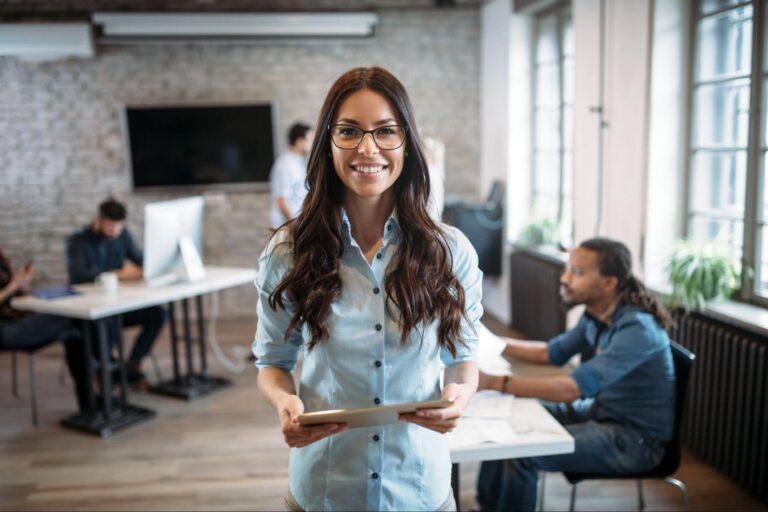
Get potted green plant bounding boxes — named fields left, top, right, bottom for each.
left=666, top=240, right=742, bottom=312
left=517, top=217, right=560, bottom=248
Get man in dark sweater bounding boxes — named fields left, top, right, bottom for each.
left=66, top=198, right=166, bottom=386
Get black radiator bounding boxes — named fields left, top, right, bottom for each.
left=671, top=311, right=768, bottom=504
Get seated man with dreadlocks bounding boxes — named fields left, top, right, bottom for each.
left=475, top=238, right=676, bottom=512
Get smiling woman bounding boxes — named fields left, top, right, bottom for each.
left=252, top=67, right=484, bottom=511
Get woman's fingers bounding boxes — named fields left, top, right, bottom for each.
left=284, top=422, right=347, bottom=447
left=398, top=413, right=458, bottom=434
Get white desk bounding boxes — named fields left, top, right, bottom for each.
left=446, top=325, right=575, bottom=503
left=12, top=266, right=256, bottom=320
left=11, top=266, right=256, bottom=437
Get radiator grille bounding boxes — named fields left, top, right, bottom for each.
left=671, top=312, right=768, bottom=503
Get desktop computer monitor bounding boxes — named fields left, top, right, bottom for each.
left=143, top=196, right=205, bottom=286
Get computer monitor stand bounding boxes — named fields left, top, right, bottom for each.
left=145, top=236, right=206, bottom=287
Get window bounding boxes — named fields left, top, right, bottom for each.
left=688, top=0, right=768, bottom=302
left=531, top=4, right=574, bottom=245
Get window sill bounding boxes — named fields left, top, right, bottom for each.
left=648, top=281, right=768, bottom=338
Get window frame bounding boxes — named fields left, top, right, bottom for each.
left=686, top=0, right=768, bottom=306
left=530, top=1, right=573, bottom=244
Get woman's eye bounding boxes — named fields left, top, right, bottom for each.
left=377, top=127, right=396, bottom=136
left=339, top=127, right=359, bottom=137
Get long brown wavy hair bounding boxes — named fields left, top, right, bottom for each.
left=580, top=238, right=674, bottom=330
left=268, top=67, right=468, bottom=357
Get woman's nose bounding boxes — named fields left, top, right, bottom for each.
left=357, top=132, right=379, bottom=155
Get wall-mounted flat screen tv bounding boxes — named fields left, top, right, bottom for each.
left=125, top=104, right=275, bottom=191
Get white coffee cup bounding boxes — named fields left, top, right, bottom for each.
left=96, top=271, right=119, bottom=293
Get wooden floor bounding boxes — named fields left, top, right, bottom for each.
left=1, top=315, right=766, bottom=511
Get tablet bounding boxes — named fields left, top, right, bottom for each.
left=298, top=398, right=453, bottom=429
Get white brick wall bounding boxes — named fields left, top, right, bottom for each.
left=0, top=10, right=480, bottom=317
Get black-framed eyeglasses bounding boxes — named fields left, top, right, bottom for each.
left=328, top=123, right=408, bottom=150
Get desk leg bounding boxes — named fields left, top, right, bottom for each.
left=97, top=319, right=113, bottom=419
left=61, top=318, right=155, bottom=438
left=452, top=463, right=460, bottom=509
left=81, top=319, right=96, bottom=412
left=115, top=315, right=128, bottom=408
left=182, top=298, right=195, bottom=377
left=150, top=295, right=231, bottom=400
left=169, top=302, right=181, bottom=384
left=196, top=295, right=208, bottom=378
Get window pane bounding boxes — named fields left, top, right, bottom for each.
left=563, top=107, right=573, bottom=151
left=534, top=152, right=560, bottom=198
left=690, top=150, right=747, bottom=216
left=535, top=109, right=560, bottom=151
left=763, top=152, right=768, bottom=221
left=756, top=225, right=768, bottom=296
left=535, top=64, right=560, bottom=108
left=562, top=11, right=574, bottom=59
left=536, top=15, right=558, bottom=64
left=563, top=57, right=574, bottom=105
left=693, top=79, right=751, bottom=147
left=697, top=5, right=753, bottom=81
left=701, top=0, right=748, bottom=15
left=533, top=196, right=559, bottom=221
left=689, top=215, right=744, bottom=257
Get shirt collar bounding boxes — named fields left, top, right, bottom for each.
left=585, top=298, right=625, bottom=327
left=339, top=208, right=401, bottom=246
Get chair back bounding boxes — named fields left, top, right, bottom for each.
left=653, top=340, right=695, bottom=476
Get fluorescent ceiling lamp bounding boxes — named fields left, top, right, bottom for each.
left=0, top=23, right=94, bottom=61
left=92, top=12, right=378, bottom=38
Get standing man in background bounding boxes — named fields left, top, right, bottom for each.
left=66, top=198, right=166, bottom=388
left=269, top=122, right=313, bottom=229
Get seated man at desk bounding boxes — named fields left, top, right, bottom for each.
left=476, top=238, right=675, bottom=512
left=0, top=250, right=90, bottom=412
left=66, top=198, right=166, bottom=387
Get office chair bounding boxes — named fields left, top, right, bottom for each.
left=563, top=341, right=695, bottom=511
left=6, top=340, right=57, bottom=427
left=443, top=181, right=505, bottom=276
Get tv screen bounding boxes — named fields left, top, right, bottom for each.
left=125, top=104, right=275, bottom=190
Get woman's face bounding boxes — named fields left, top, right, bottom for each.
left=330, top=88, right=406, bottom=202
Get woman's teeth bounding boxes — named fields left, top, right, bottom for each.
left=356, top=166, right=383, bottom=174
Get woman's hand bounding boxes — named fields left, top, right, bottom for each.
left=277, top=394, right=348, bottom=448
left=398, top=382, right=474, bottom=434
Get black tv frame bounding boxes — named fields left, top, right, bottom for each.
left=122, top=102, right=277, bottom=194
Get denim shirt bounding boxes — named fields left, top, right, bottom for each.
left=253, top=212, right=483, bottom=511
left=548, top=304, right=676, bottom=441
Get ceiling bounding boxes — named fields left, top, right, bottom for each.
left=0, top=0, right=485, bottom=20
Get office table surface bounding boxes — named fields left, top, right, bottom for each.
left=11, top=265, right=256, bottom=320
left=448, top=324, right=575, bottom=463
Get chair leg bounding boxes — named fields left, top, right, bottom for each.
left=636, top=479, right=645, bottom=511
left=537, top=472, right=546, bottom=512
left=664, top=477, right=689, bottom=512
left=28, top=353, right=38, bottom=427
left=569, top=482, right=577, bottom=512
left=12, top=351, right=19, bottom=397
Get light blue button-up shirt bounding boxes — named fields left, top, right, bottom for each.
left=253, top=211, right=483, bottom=511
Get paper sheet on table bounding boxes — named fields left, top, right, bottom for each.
left=448, top=418, right=518, bottom=449
left=463, top=390, right=514, bottom=419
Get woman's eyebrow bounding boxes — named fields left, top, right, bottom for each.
left=335, top=118, right=398, bottom=126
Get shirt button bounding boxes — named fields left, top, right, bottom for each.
left=375, top=323, right=382, bottom=331
left=387, top=224, right=392, bottom=231
left=371, top=472, right=379, bottom=480
left=375, top=360, right=382, bottom=368
left=373, top=287, right=380, bottom=294
left=374, top=397, right=381, bottom=405
left=373, top=434, right=380, bottom=442
left=376, top=253, right=383, bottom=259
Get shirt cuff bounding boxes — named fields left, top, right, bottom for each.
left=548, top=342, right=567, bottom=366
left=571, top=364, right=601, bottom=398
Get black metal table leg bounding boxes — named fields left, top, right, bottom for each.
left=452, top=463, right=460, bottom=508
left=196, top=295, right=208, bottom=378
left=168, top=302, right=180, bottom=384
left=150, top=295, right=231, bottom=400
left=60, top=317, right=155, bottom=438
